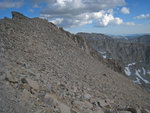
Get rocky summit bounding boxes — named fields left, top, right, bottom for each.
left=0, top=12, right=150, bottom=113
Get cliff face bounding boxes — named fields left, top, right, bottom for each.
left=130, top=35, right=150, bottom=46
left=0, top=12, right=150, bottom=113
left=77, top=33, right=150, bottom=92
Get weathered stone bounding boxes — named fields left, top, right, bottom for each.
left=58, top=102, right=71, bottom=113
left=74, top=100, right=93, bottom=111
left=26, top=78, right=39, bottom=90
left=71, top=86, right=77, bottom=92
left=5, top=74, right=18, bottom=83
left=95, top=108, right=105, bottom=113
left=84, top=93, right=91, bottom=100
left=21, top=89, right=31, bottom=100
left=44, top=93, right=58, bottom=106
left=97, top=99, right=111, bottom=108
left=127, top=108, right=137, bottom=113
left=21, top=78, right=28, bottom=83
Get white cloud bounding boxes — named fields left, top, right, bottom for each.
left=135, top=14, right=150, bottom=20
left=50, top=18, right=64, bottom=25
left=121, top=7, right=130, bottom=14
left=40, top=0, right=125, bottom=16
left=95, top=13, right=123, bottom=27
left=36, top=0, right=134, bottom=28
left=114, top=17, right=123, bottom=25
left=0, top=0, right=24, bottom=9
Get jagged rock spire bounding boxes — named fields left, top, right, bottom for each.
left=12, top=11, right=29, bottom=20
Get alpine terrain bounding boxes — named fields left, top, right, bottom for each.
left=77, top=33, right=150, bottom=93
left=0, top=12, right=150, bottom=113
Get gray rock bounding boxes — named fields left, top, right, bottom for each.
left=59, top=102, right=71, bottom=113
left=98, top=99, right=111, bottom=108
left=84, top=93, right=91, bottom=100
left=21, top=89, right=31, bottom=100
left=44, top=93, right=58, bottom=106
left=26, top=78, right=39, bottom=90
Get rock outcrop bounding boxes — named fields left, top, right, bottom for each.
left=77, top=33, right=150, bottom=92
left=0, top=12, right=150, bottom=113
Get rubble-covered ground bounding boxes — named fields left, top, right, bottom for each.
left=0, top=12, right=150, bottom=113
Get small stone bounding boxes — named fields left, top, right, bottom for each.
left=26, top=78, right=39, bottom=90
left=84, top=93, right=91, bottom=100
left=5, top=74, right=18, bottom=83
left=46, top=83, right=51, bottom=92
left=59, top=102, right=71, bottom=113
left=95, top=108, right=105, bottom=113
left=22, top=89, right=31, bottom=100
left=74, top=100, right=93, bottom=110
left=98, top=99, right=111, bottom=108
left=21, top=78, right=27, bottom=83
left=127, top=108, right=137, bottom=113
left=71, top=86, right=77, bottom=92
left=44, top=93, right=58, bottom=106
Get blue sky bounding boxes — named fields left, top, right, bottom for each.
left=0, top=0, right=150, bottom=35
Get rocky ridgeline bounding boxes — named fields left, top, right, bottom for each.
left=130, top=35, right=150, bottom=46
left=77, top=33, right=150, bottom=93
left=0, top=12, right=150, bottom=113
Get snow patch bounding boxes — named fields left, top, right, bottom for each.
left=128, top=62, right=136, bottom=66
left=124, top=67, right=131, bottom=76
left=98, top=51, right=106, bottom=54
left=142, top=67, right=146, bottom=75
left=135, top=70, right=150, bottom=84
left=147, top=70, right=150, bottom=75
left=124, top=62, right=136, bottom=76
left=103, top=55, right=107, bottom=59
left=137, top=69, right=141, bottom=73
left=98, top=51, right=107, bottom=59
left=133, top=77, right=141, bottom=84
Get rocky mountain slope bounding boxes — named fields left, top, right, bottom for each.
left=0, top=12, right=150, bottom=113
left=77, top=33, right=150, bottom=93
left=129, top=35, right=150, bottom=46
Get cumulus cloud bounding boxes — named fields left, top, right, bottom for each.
left=50, top=18, right=64, bottom=25
left=39, top=0, right=125, bottom=17
left=95, top=13, right=123, bottom=27
left=135, top=14, right=150, bottom=20
left=38, top=0, right=126, bottom=27
left=121, top=7, right=130, bottom=14
left=31, top=0, right=138, bottom=28
left=0, top=0, right=24, bottom=9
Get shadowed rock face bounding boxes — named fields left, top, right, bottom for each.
left=130, top=35, right=150, bottom=46
left=77, top=33, right=150, bottom=92
left=0, top=12, right=150, bottom=113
